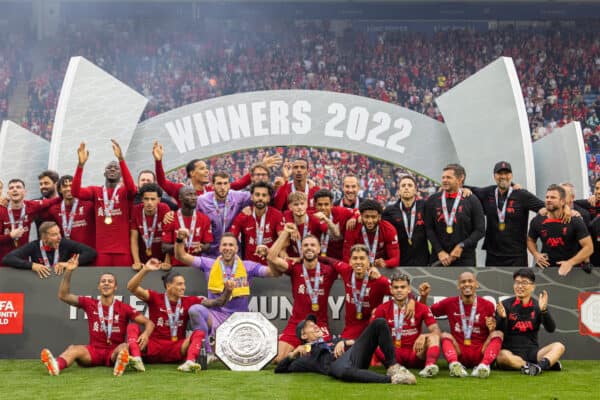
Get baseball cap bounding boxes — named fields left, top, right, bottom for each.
left=296, top=314, right=317, bottom=342
left=493, top=161, right=512, bottom=174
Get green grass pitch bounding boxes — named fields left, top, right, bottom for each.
left=1, top=360, right=597, bottom=400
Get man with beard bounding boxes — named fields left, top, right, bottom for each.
left=196, top=172, right=252, bottom=257
left=268, top=227, right=338, bottom=363
left=371, top=273, right=440, bottom=379
left=383, top=175, right=430, bottom=266
left=419, top=272, right=503, bottom=378
left=273, top=158, right=320, bottom=211
left=41, top=256, right=153, bottom=376
left=0, top=179, right=60, bottom=261
left=42, top=175, right=96, bottom=248
left=527, top=184, right=592, bottom=276
left=425, top=164, right=485, bottom=266
left=38, top=170, right=60, bottom=200
left=161, top=187, right=212, bottom=266
left=335, top=174, right=363, bottom=210
left=71, top=140, right=137, bottom=266
left=2, top=221, right=97, bottom=278
left=127, top=258, right=232, bottom=372
left=230, top=182, right=284, bottom=263
left=175, top=230, right=280, bottom=358
left=495, top=268, right=565, bottom=375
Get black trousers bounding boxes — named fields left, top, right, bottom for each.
left=328, top=318, right=396, bottom=383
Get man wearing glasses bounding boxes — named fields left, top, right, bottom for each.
left=495, top=268, right=565, bottom=375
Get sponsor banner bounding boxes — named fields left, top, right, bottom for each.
left=0, top=267, right=598, bottom=359
left=0, top=293, right=24, bottom=334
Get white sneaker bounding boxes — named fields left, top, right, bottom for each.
left=449, top=361, right=468, bottom=378
left=40, top=348, right=59, bottom=376
left=177, top=359, right=201, bottom=373
left=418, top=364, right=439, bottom=378
left=129, top=356, right=145, bottom=372
left=471, top=363, right=490, bottom=378
left=390, top=369, right=417, bottom=385
left=113, top=349, right=129, bottom=377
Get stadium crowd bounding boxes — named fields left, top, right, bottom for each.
left=0, top=19, right=597, bottom=195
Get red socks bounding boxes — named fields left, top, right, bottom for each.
left=441, top=338, right=458, bottom=363
left=57, top=356, right=67, bottom=371
left=425, top=345, right=440, bottom=366
left=481, top=337, right=502, bottom=366
left=126, top=323, right=141, bottom=357
left=186, top=330, right=206, bottom=361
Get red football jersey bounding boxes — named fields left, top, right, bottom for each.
left=319, top=206, right=355, bottom=260
left=372, top=300, right=436, bottom=348
left=44, top=199, right=96, bottom=248
left=285, top=261, right=337, bottom=330
left=430, top=296, right=495, bottom=346
left=342, top=220, right=400, bottom=267
left=145, top=289, right=204, bottom=341
left=78, top=296, right=138, bottom=349
left=230, top=206, right=284, bottom=263
left=130, top=203, right=171, bottom=262
left=333, top=261, right=390, bottom=340
left=71, top=160, right=137, bottom=255
left=283, top=211, right=328, bottom=258
left=273, top=181, right=321, bottom=211
left=0, top=198, right=61, bottom=262
left=161, top=211, right=213, bottom=266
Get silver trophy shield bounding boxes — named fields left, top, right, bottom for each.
left=215, top=312, right=278, bottom=371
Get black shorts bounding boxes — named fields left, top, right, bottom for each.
left=510, top=346, right=539, bottom=364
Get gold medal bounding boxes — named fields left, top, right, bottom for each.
left=356, top=312, right=363, bottom=320
left=321, top=252, right=326, bottom=256
left=104, top=216, right=112, bottom=225
left=106, top=339, right=111, bottom=345
left=311, top=304, right=319, bottom=312
left=13, top=239, right=18, bottom=248
left=394, top=339, right=402, bottom=348
left=408, top=239, right=413, bottom=246
left=172, top=336, right=178, bottom=342
left=146, top=248, right=152, bottom=256
left=446, top=226, right=453, bottom=234
left=464, top=339, right=471, bottom=346
left=304, top=344, right=312, bottom=353
left=499, top=223, right=506, bottom=231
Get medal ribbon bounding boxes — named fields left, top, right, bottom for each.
left=441, top=190, right=461, bottom=231
left=60, top=199, right=79, bottom=239
left=302, top=262, right=321, bottom=307
left=8, top=205, right=26, bottom=230
left=253, top=207, right=267, bottom=246
left=290, top=181, right=309, bottom=196
left=459, top=296, right=478, bottom=342
left=142, top=210, right=159, bottom=253
left=401, top=202, right=416, bottom=243
left=361, top=225, right=379, bottom=263
left=295, top=215, right=309, bottom=256
left=219, top=256, right=238, bottom=281
left=39, top=241, right=59, bottom=270
left=393, top=301, right=406, bottom=342
left=351, top=271, right=369, bottom=315
left=494, top=187, right=513, bottom=226
left=164, top=292, right=182, bottom=340
left=97, top=299, right=114, bottom=343
left=102, top=184, right=121, bottom=219
left=213, top=193, right=230, bottom=235
left=177, top=210, right=197, bottom=249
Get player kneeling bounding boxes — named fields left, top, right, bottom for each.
left=372, top=272, right=442, bottom=379
left=41, top=255, right=154, bottom=376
